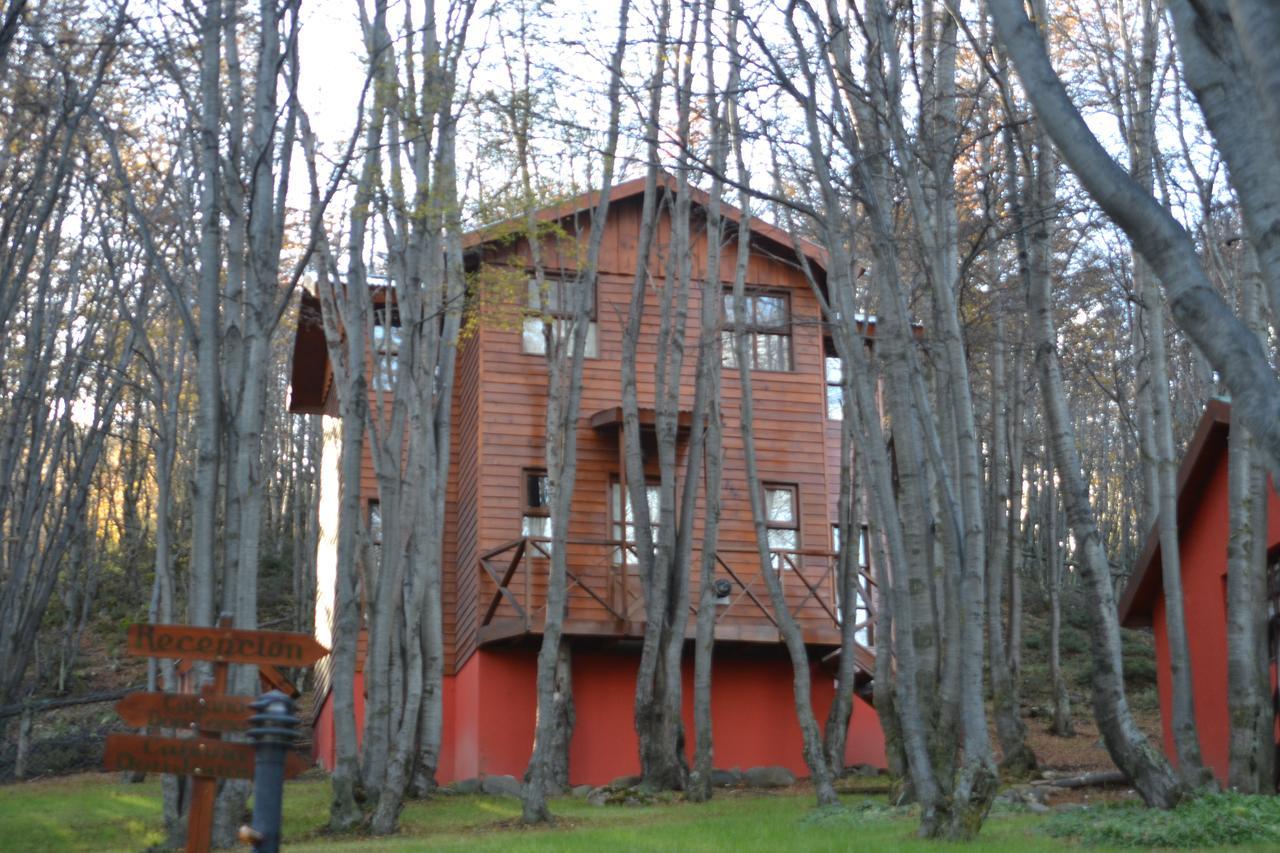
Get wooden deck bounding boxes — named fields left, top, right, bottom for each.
left=477, top=536, right=877, bottom=675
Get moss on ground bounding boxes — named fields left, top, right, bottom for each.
left=1042, top=792, right=1280, bottom=848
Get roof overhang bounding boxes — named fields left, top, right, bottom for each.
left=1117, top=398, right=1232, bottom=627
left=463, top=172, right=829, bottom=280
left=288, top=290, right=332, bottom=415
left=589, top=406, right=692, bottom=434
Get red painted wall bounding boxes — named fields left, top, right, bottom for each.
left=314, top=645, right=886, bottom=783
left=312, top=672, right=365, bottom=771
left=1149, top=454, right=1280, bottom=785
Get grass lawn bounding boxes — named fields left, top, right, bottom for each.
left=1, top=773, right=1276, bottom=852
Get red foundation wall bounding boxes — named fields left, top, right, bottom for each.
left=313, top=644, right=886, bottom=784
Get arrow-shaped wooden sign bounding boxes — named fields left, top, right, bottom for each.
left=104, top=734, right=309, bottom=779
left=115, top=692, right=253, bottom=732
left=126, top=623, right=329, bottom=668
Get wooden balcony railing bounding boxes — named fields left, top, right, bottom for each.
left=477, top=537, right=877, bottom=657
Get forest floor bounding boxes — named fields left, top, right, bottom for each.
left=4, top=771, right=1278, bottom=852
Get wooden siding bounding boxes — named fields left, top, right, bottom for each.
left=346, top=193, right=864, bottom=672
left=463, top=198, right=851, bottom=649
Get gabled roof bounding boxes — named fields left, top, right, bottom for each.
left=1117, top=398, right=1232, bottom=627
left=463, top=172, right=829, bottom=277
left=290, top=174, right=834, bottom=416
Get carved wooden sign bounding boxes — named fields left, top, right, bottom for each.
left=104, top=734, right=308, bottom=779
left=105, top=618, right=328, bottom=853
left=114, top=692, right=253, bottom=732
left=126, top=623, right=328, bottom=668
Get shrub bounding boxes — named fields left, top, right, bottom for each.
left=1123, top=655, right=1159, bottom=689
left=1042, top=793, right=1280, bottom=848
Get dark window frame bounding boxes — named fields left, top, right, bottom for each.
left=608, top=475, right=662, bottom=544
left=763, top=483, right=800, bottom=567
left=824, top=338, right=844, bottom=419
left=722, top=286, right=794, bottom=372
left=522, top=274, right=599, bottom=357
left=520, top=468, right=554, bottom=551
left=371, top=306, right=402, bottom=392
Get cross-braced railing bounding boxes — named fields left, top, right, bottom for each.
left=477, top=537, right=876, bottom=651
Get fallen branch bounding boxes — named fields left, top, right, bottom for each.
left=0, top=686, right=144, bottom=720
left=1031, top=770, right=1129, bottom=789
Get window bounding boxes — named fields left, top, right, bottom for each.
left=367, top=500, right=383, bottom=571
left=722, top=288, right=792, bottom=371
left=764, top=484, right=799, bottom=570
left=522, top=276, right=598, bottom=357
left=833, top=523, right=871, bottom=646
left=611, top=480, right=661, bottom=564
left=825, top=340, right=844, bottom=420
left=521, top=470, right=553, bottom=549
left=372, top=308, right=401, bottom=391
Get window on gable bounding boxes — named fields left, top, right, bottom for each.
left=372, top=307, right=401, bottom=392
left=722, top=288, right=792, bottom=371
left=764, top=484, right=799, bottom=570
left=522, top=276, right=598, bottom=357
left=521, top=469, right=553, bottom=553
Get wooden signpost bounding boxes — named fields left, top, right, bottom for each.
left=125, top=622, right=329, bottom=668
left=104, top=617, right=328, bottom=853
left=104, top=733, right=310, bottom=779
left=115, top=693, right=253, bottom=733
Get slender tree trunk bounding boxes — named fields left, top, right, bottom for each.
left=522, top=5, right=628, bottom=821
left=1000, top=99, right=1184, bottom=807
left=989, top=311, right=1036, bottom=772
left=1226, top=247, right=1274, bottom=793
left=824, top=380, right=860, bottom=777
left=1046, top=480, right=1074, bottom=737
left=689, top=1, right=729, bottom=799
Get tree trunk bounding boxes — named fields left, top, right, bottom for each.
left=999, top=97, right=1184, bottom=807
left=1046, top=481, right=1074, bottom=737
left=988, top=311, right=1036, bottom=772
left=1225, top=247, right=1274, bottom=793
left=987, top=0, right=1280, bottom=476
left=521, top=6, right=628, bottom=821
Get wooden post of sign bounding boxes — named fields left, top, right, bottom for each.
left=186, top=614, right=232, bottom=853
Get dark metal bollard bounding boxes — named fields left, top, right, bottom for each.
left=240, top=690, right=299, bottom=853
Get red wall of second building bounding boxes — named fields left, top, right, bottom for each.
left=313, top=645, right=886, bottom=785
left=1150, top=451, right=1280, bottom=784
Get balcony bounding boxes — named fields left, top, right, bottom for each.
left=477, top=537, right=877, bottom=673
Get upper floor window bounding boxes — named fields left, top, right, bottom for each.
left=764, top=483, right=799, bottom=570
left=366, top=499, right=383, bottom=573
left=372, top=307, right=401, bottom=391
left=522, top=276, right=598, bottom=358
left=825, top=340, right=844, bottom=420
left=722, top=288, right=792, bottom=371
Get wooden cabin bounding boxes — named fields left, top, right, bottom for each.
left=289, top=176, right=886, bottom=785
left=1117, top=398, right=1280, bottom=785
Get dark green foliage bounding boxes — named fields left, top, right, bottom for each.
left=1042, top=793, right=1280, bottom=847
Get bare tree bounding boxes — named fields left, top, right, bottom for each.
left=519, top=0, right=630, bottom=823
left=994, top=38, right=1183, bottom=805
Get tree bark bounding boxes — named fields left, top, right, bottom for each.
left=1225, top=247, right=1274, bottom=793
left=998, top=89, right=1184, bottom=807
left=986, top=0, right=1280, bottom=476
